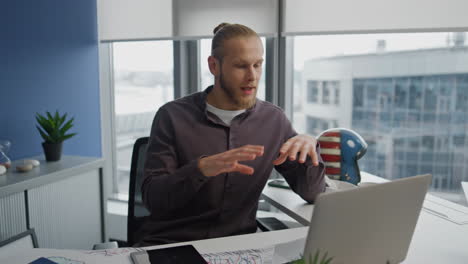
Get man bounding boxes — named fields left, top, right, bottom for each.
left=138, top=23, right=325, bottom=246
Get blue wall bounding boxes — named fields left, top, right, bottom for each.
left=0, top=0, right=101, bottom=160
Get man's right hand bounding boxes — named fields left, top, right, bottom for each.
left=198, top=145, right=264, bottom=177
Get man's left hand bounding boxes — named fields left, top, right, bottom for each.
left=272, top=134, right=319, bottom=166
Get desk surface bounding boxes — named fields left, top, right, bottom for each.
left=2, top=172, right=468, bottom=264
left=261, top=172, right=468, bottom=264
left=0, top=228, right=308, bottom=264
left=0, top=155, right=104, bottom=198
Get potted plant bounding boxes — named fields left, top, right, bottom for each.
left=35, top=111, right=77, bottom=162
left=289, top=251, right=392, bottom=264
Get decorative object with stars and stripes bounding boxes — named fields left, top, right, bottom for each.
left=317, top=128, right=368, bottom=185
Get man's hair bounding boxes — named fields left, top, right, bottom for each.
left=211, top=23, right=259, bottom=61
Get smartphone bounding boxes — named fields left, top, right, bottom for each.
left=131, top=245, right=206, bottom=264
left=268, top=179, right=291, bottom=189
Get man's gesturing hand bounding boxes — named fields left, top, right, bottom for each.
left=198, top=145, right=264, bottom=177
left=272, top=134, right=319, bottom=166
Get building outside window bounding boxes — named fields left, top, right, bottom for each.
left=293, top=32, right=468, bottom=205
left=112, top=41, right=174, bottom=195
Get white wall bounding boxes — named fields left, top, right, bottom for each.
left=173, top=0, right=277, bottom=37
left=98, top=0, right=277, bottom=41
left=98, top=0, right=468, bottom=41
left=284, top=0, right=468, bottom=34
left=98, top=0, right=173, bottom=41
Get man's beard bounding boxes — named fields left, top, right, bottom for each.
left=219, top=68, right=256, bottom=109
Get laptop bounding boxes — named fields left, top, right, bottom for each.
left=298, top=174, right=431, bottom=264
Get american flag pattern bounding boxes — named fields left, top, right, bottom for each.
left=318, top=131, right=342, bottom=181
left=317, top=128, right=366, bottom=185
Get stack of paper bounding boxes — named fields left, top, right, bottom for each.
left=202, top=247, right=275, bottom=264
left=273, top=238, right=306, bottom=264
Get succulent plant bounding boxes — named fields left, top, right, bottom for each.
left=35, top=111, right=77, bottom=144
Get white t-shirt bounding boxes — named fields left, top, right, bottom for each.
left=206, top=103, right=246, bottom=126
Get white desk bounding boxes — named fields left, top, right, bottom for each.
left=0, top=228, right=308, bottom=264
left=261, top=172, right=468, bottom=264
left=3, top=172, right=468, bottom=264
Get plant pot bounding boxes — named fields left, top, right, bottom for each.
left=42, top=142, right=63, bottom=162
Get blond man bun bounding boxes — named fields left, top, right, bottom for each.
left=211, top=23, right=259, bottom=60
left=213, top=23, right=230, bottom=34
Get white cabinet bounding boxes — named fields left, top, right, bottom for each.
left=0, top=156, right=105, bottom=249
left=0, top=193, right=27, bottom=242
left=28, top=170, right=102, bottom=249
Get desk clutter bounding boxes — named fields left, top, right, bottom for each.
left=0, top=159, right=41, bottom=174
left=5, top=246, right=276, bottom=264
left=15, top=159, right=40, bottom=173
left=0, top=140, right=11, bottom=174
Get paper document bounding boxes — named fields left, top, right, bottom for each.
left=202, top=246, right=274, bottom=264
left=273, top=238, right=306, bottom=264
left=462, top=182, right=468, bottom=203
left=423, top=194, right=468, bottom=225
left=325, top=176, right=379, bottom=193
left=0, top=248, right=135, bottom=264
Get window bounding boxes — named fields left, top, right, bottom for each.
left=306, top=116, right=318, bottom=133
left=456, top=75, right=468, bottom=111
left=306, top=80, right=338, bottom=104
left=334, top=82, right=340, bottom=105
left=200, top=39, right=213, bottom=91
left=200, top=38, right=267, bottom=100
left=307, top=80, right=318, bottom=103
left=424, top=77, right=438, bottom=111
left=409, top=77, right=423, bottom=110
left=366, top=80, right=378, bottom=108
left=395, top=78, right=408, bottom=108
left=322, top=82, right=330, bottom=104
left=353, top=81, right=364, bottom=107
left=293, top=32, right=468, bottom=205
left=306, top=116, right=334, bottom=135
left=112, top=41, right=174, bottom=195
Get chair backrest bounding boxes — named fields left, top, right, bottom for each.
left=0, top=229, right=38, bottom=257
left=127, top=137, right=151, bottom=246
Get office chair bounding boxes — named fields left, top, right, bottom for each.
left=0, top=229, right=38, bottom=257
left=127, top=136, right=151, bottom=246
left=91, top=137, right=149, bottom=249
